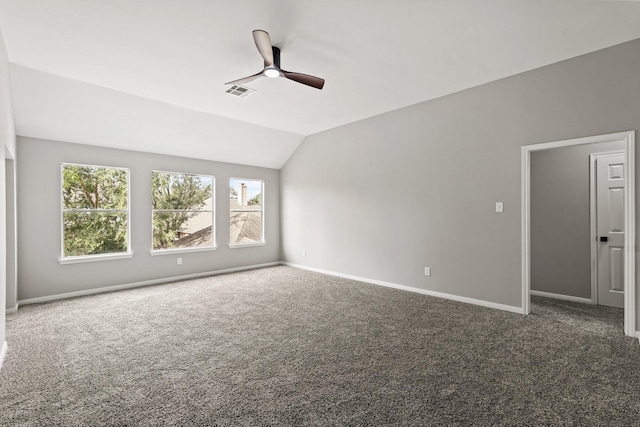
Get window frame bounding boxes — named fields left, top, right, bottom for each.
left=229, top=177, right=265, bottom=248
left=59, top=162, right=132, bottom=264
left=150, top=170, right=216, bottom=255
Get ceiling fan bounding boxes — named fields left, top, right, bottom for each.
left=225, top=30, right=325, bottom=90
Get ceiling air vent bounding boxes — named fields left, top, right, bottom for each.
left=225, top=85, right=255, bottom=98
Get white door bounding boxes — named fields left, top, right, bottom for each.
left=595, top=153, right=625, bottom=308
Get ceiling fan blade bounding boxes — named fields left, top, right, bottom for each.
left=253, top=30, right=274, bottom=67
left=224, top=71, right=264, bottom=86
left=282, top=70, right=325, bottom=90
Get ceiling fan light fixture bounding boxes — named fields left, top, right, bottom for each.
left=225, top=30, right=325, bottom=90
left=264, top=68, right=280, bottom=78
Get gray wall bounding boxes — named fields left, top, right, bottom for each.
left=281, top=38, right=640, bottom=321
left=0, top=27, right=16, bottom=355
left=530, top=141, right=625, bottom=299
left=17, top=137, right=280, bottom=301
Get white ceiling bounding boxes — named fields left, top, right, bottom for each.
left=1, top=0, right=640, bottom=168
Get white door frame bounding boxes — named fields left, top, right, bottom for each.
left=589, top=151, right=626, bottom=306
left=521, top=131, right=636, bottom=337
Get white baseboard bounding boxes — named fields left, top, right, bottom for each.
left=635, top=331, right=640, bottom=344
left=18, top=262, right=281, bottom=307
left=283, top=262, right=524, bottom=314
left=530, top=290, right=593, bottom=304
left=6, top=303, right=19, bottom=314
left=0, top=341, right=7, bottom=371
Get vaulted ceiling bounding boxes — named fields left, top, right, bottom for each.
left=1, top=0, right=640, bottom=168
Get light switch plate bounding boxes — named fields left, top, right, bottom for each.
left=495, top=202, right=504, bottom=213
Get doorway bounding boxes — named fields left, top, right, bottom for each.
left=5, top=151, right=16, bottom=313
left=522, top=131, right=636, bottom=337
left=591, top=151, right=625, bottom=308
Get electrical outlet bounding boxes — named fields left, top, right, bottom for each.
left=177, top=257, right=182, bottom=265
left=424, top=267, right=431, bottom=276
left=302, top=250, right=306, bottom=257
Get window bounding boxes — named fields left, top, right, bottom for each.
left=61, top=163, right=130, bottom=260
left=230, top=178, right=264, bottom=246
left=152, top=171, right=214, bottom=251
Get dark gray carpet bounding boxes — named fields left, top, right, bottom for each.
left=1, top=266, right=639, bottom=426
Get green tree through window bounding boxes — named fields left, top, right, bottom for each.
left=152, top=171, right=214, bottom=250
left=62, top=164, right=129, bottom=257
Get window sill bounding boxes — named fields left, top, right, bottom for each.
left=59, top=252, right=133, bottom=265
left=229, top=242, right=266, bottom=249
left=149, top=246, right=218, bottom=256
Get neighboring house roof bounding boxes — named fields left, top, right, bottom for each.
left=230, top=198, right=261, bottom=211
left=180, top=197, right=260, bottom=235
left=230, top=211, right=262, bottom=244
left=173, top=226, right=212, bottom=248
left=172, top=197, right=262, bottom=246
left=171, top=211, right=261, bottom=247
left=179, top=197, right=213, bottom=235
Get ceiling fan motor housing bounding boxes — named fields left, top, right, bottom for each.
left=272, top=46, right=281, bottom=68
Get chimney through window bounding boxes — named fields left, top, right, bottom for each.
left=239, top=183, right=248, bottom=206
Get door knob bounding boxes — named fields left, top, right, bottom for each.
left=600, top=236, right=608, bottom=242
